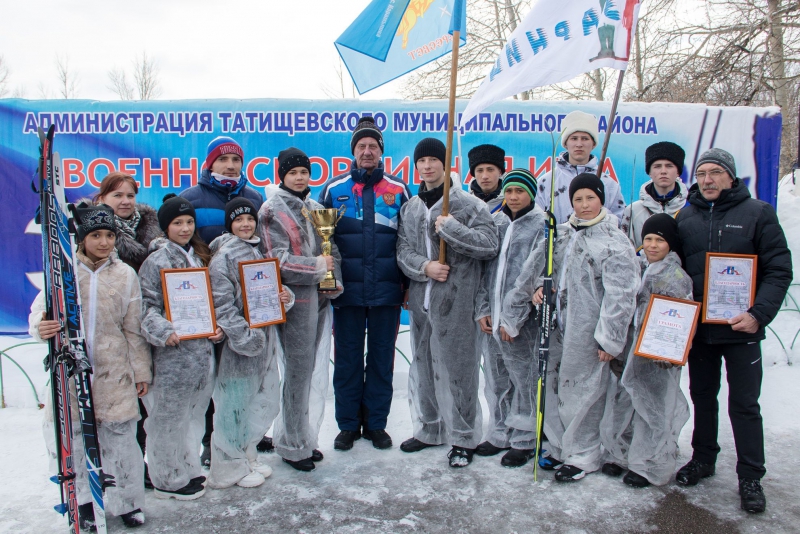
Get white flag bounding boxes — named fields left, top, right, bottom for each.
left=460, top=0, right=641, bottom=127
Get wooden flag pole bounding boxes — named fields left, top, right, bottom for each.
left=438, top=29, right=460, bottom=264
left=596, top=70, right=626, bottom=178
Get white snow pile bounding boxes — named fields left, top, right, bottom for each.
left=0, top=185, right=798, bottom=533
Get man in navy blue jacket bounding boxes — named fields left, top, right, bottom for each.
left=319, top=116, right=412, bottom=451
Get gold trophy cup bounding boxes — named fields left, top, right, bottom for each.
left=302, top=206, right=346, bottom=292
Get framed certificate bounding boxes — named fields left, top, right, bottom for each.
left=702, top=253, right=757, bottom=324
left=634, top=295, right=701, bottom=366
left=160, top=267, right=217, bottom=340
left=238, top=258, right=286, bottom=328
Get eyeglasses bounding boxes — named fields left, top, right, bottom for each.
left=695, top=169, right=727, bottom=180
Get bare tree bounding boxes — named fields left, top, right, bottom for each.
left=107, top=52, right=162, bottom=100
left=108, top=67, right=134, bottom=100
left=321, top=57, right=357, bottom=99
left=55, top=54, right=79, bottom=99
left=0, top=55, right=10, bottom=98
left=37, top=82, right=54, bottom=99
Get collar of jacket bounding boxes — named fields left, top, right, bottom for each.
left=502, top=203, right=535, bottom=221
left=351, top=160, right=385, bottom=187
left=77, top=249, right=112, bottom=271
left=279, top=183, right=311, bottom=200
left=470, top=179, right=502, bottom=202
left=645, top=181, right=680, bottom=204
left=687, top=178, right=750, bottom=211
left=569, top=207, right=608, bottom=231
left=418, top=178, right=453, bottom=209
left=558, top=151, right=598, bottom=171
left=199, top=168, right=249, bottom=197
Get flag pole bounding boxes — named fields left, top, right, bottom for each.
left=438, top=29, right=460, bottom=264
left=596, top=70, right=626, bottom=178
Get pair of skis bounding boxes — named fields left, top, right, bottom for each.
left=38, top=125, right=112, bottom=533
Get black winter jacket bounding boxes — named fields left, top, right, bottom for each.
left=676, top=180, right=792, bottom=344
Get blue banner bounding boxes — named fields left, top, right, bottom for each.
left=0, top=98, right=781, bottom=334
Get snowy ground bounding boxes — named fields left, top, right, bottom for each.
left=1, top=184, right=799, bottom=533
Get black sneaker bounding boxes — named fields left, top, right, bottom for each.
left=78, top=502, right=96, bottom=532
left=121, top=508, right=145, bottom=528
left=154, top=480, right=205, bottom=501
left=363, top=429, right=393, bottom=449
left=739, top=478, right=766, bottom=513
left=676, top=459, right=715, bottom=486
left=400, top=437, right=441, bottom=453
left=143, top=463, right=153, bottom=490
left=554, top=464, right=586, bottom=482
left=200, top=445, right=211, bottom=468
left=190, top=476, right=207, bottom=487
left=475, top=441, right=510, bottom=457
left=447, top=446, right=475, bottom=468
left=312, top=449, right=324, bottom=462
left=333, top=430, right=361, bottom=451
left=282, top=457, right=315, bottom=472
left=256, top=436, right=274, bottom=453
left=602, top=462, right=625, bottom=477
left=623, top=470, right=651, bottom=488
left=501, top=448, right=535, bottom=468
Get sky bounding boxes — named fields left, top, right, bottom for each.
left=0, top=0, right=405, bottom=101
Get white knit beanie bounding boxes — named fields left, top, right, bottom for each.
left=561, top=111, right=599, bottom=148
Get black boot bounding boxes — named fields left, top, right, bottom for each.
left=121, top=508, right=145, bottom=528
left=400, top=437, right=441, bottom=453
left=312, top=449, right=324, bottom=462
left=554, top=464, right=586, bottom=482
left=501, top=448, right=535, bottom=467
left=282, top=457, right=315, bottom=472
left=739, top=478, right=766, bottom=513
left=256, top=436, right=274, bottom=453
left=447, top=446, right=476, bottom=467
left=675, top=459, right=715, bottom=486
left=363, top=429, right=393, bottom=449
left=475, top=441, right=510, bottom=457
left=334, top=430, right=362, bottom=451
left=602, top=462, right=625, bottom=477
left=623, top=470, right=651, bottom=488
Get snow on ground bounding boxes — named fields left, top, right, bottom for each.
left=1, top=185, right=799, bottom=533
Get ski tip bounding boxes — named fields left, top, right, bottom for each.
left=53, top=503, right=68, bottom=515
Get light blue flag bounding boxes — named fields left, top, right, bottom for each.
left=335, top=0, right=467, bottom=94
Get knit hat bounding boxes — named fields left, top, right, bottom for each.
left=561, top=111, right=599, bottom=148
left=277, top=147, right=311, bottom=180
left=642, top=213, right=680, bottom=254
left=645, top=141, right=685, bottom=175
left=501, top=169, right=537, bottom=202
left=158, top=193, right=196, bottom=232
left=350, top=116, right=384, bottom=154
left=468, top=144, right=505, bottom=177
left=696, top=148, right=737, bottom=179
left=414, top=138, right=446, bottom=165
left=569, top=173, right=605, bottom=206
left=205, top=136, right=244, bottom=169
left=224, top=197, right=258, bottom=234
left=70, top=202, right=116, bottom=242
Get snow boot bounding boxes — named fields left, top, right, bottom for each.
left=121, top=508, right=145, bottom=528
left=249, top=460, right=273, bottom=478
left=602, top=462, right=625, bottom=477
left=236, top=471, right=266, bottom=488
left=78, top=503, right=96, bottom=532
left=475, top=441, right=510, bottom=457
left=739, top=478, right=766, bottom=514
left=154, top=480, right=205, bottom=501
left=200, top=444, right=211, bottom=468
left=676, top=459, right=715, bottom=486
left=363, top=429, right=393, bottom=449
left=447, top=446, right=475, bottom=468
left=333, top=430, right=361, bottom=451
left=256, top=436, right=274, bottom=453
left=400, top=437, right=441, bottom=453
left=282, top=457, right=315, bottom=472
left=623, top=471, right=651, bottom=488
left=501, top=448, right=535, bottom=468
left=312, top=449, right=324, bottom=462
left=554, top=464, right=586, bottom=482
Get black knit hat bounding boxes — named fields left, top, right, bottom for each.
left=414, top=138, right=446, bottom=165
left=645, top=141, right=685, bottom=174
left=225, top=197, right=258, bottom=234
left=468, top=144, right=505, bottom=177
left=70, top=202, right=116, bottom=242
left=278, top=147, right=311, bottom=180
left=569, top=173, right=605, bottom=206
left=501, top=169, right=537, bottom=201
left=350, top=116, right=384, bottom=154
left=158, top=193, right=196, bottom=232
left=642, top=213, right=680, bottom=254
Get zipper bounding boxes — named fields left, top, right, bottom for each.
left=717, top=229, right=722, bottom=251
left=707, top=203, right=714, bottom=251
left=423, top=206, right=433, bottom=311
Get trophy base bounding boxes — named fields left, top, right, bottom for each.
left=318, top=277, right=338, bottom=292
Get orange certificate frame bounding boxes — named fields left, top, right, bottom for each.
left=160, top=267, right=217, bottom=340
left=634, top=294, right=701, bottom=366
left=238, top=258, right=286, bottom=328
left=702, top=252, right=757, bottom=324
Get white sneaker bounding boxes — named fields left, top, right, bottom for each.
left=236, top=470, right=266, bottom=488
left=249, top=460, right=273, bottom=478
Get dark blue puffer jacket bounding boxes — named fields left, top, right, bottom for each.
left=318, top=161, right=411, bottom=307
left=180, top=169, right=264, bottom=245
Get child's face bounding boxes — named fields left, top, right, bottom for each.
left=167, top=215, right=195, bottom=246
left=83, top=230, right=116, bottom=261
left=416, top=157, right=445, bottom=187
left=571, top=189, right=603, bottom=220
left=231, top=214, right=256, bottom=240
left=283, top=167, right=310, bottom=192
left=504, top=185, right=532, bottom=214
left=643, top=234, right=670, bottom=263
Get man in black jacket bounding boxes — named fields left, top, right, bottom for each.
left=675, top=148, right=792, bottom=514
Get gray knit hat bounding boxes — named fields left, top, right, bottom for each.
left=696, top=148, right=737, bottom=179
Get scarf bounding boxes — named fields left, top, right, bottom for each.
left=115, top=209, right=141, bottom=239
left=568, top=207, right=607, bottom=231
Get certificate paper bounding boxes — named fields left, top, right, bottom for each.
left=634, top=295, right=700, bottom=365
left=161, top=268, right=217, bottom=340
left=702, top=253, right=757, bottom=324
left=239, top=258, right=286, bottom=328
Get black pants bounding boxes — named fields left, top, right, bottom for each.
left=687, top=341, right=765, bottom=480
left=136, top=399, right=148, bottom=453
